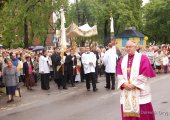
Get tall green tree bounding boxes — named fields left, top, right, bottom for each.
left=66, top=0, right=143, bottom=45
left=143, top=0, right=170, bottom=43
left=0, top=0, right=68, bottom=48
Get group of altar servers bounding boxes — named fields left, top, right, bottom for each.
left=38, top=40, right=119, bottom=91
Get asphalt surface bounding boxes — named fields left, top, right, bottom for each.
left=0, top=74, right=170, bottom=120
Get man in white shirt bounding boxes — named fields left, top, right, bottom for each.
left=103, top=43, right=117, bottom=90
left=81, top=46, right=97, bottom=92
left=39, top=50, right=50, bottom=90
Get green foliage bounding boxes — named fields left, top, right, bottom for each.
left=1, top=0, right=168, bottom=47
left=66, top=0, right=143, bottom=44
left=0, top=0, right=69, bottom=48
left=143, top=0, right=170, bottom=43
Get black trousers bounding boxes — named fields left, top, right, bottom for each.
left=105, top=73, right=115, bottom=89
left=95, top=66, right=99, bottom=82
left=98, top=65, right=105, bottom=76
left=80, top=66, right=85, bottom=82
left=85, top=72, right=96, bottom=90
left=164, top=65, right=168, bottom=73
left=62, top=71, right=69, bottom=88
left=41, top=73, right=50, bottom=90
left=54, top=73, right=64, bottom=88
left=70, top=75, right=75, bottom=86
left=54, top=70, right=67, bottom=89
left=65, top=71, right=72, bottom=84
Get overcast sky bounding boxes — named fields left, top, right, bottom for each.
left=143, top=0, right=150, bottom=5
left=69, top=0, right=150, bottom=5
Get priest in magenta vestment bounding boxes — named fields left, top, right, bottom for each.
left=117, top=40, right=156, bottom=120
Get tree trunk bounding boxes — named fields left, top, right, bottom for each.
left=104, top=19, right=109, bottom=46
left=29, top=20, right=34, bottom=46
left=43, top=30, right=48, bottom=47
left=24, top=18, right=29, bottom=48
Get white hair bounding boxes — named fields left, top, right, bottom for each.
left=126, top=40, right=137, bottom=47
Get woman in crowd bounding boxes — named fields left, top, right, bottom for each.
left=154, top=50, right=162, bottom=73
left=23, top=56, right=35, bottom=90
left=33, top=56, right=40, bottom=84
left=0, top=56, right=3, bottom=93
left=3, top=59, right=19, bottom=103
left=162, top=54, right=169, bottom=73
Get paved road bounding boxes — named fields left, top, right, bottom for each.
left=0, top=74, right=170, bottom=120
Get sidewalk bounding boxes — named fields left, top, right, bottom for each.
left=0, top=76, right=109, bottom=112
left=0, top=79, right=87, bottom=112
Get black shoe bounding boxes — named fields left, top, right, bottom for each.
left=63, top=87, right=68, bottom=90
left=105, top=86, right=110, bottom=89
left=45, top=87, right=50, bottom=90
left=93, top=88, right=98, bottom=92
left=111, top=87, right=115, bottom=90
left=87, top=89, right=90, bottom=91
left=72, top=84, right=75, bottom=87
left=58, top=86, right=61, bottom=90
left=7, top=100, right=13, bottom=103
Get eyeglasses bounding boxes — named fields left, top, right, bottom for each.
left=126, top=46, right=135, bottom=48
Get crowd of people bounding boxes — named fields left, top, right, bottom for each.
left=0, top=42, right=170, bottom=103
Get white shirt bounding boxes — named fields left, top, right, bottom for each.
left=162, top=56, right=169, bottom=66
left=145, top=51, right=154, bottom=64
left=39, top=55, right=50, bottom=74
left=103, top=48, right=117, bottom=73
left=154, top=52, right=162, bottom=66
left=81, top=52, right=96, bottom=74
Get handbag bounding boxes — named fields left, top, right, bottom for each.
left=15, top=87, right=21, bottom=97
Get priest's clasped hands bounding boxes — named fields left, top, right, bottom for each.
left=123, top=83, right=136, bottom=90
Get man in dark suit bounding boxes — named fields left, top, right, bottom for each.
left=51, top=47, right=62, bottom=89
left=91, top=45, right=99, bottom=83
left=64, top=49, right=77, bottom=87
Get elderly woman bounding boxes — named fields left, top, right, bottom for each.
left=3, top=59, right=19, bottom=103
left=23, top=56, right=35, bottom=90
